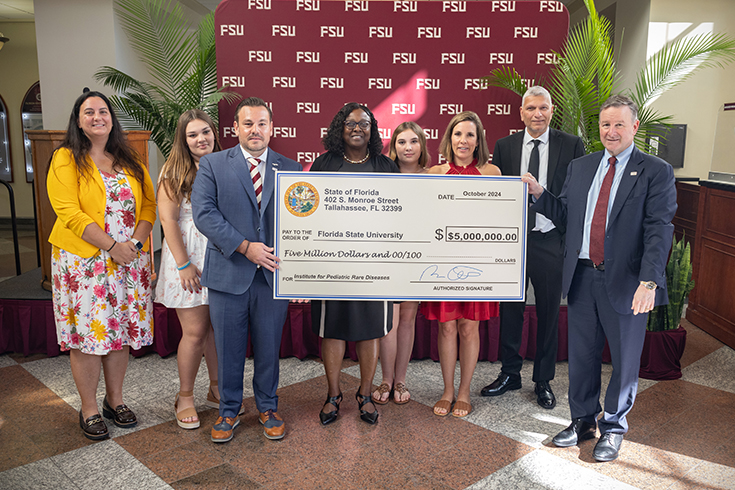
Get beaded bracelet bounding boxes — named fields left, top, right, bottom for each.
left=177, top=260, right=191, bottom=271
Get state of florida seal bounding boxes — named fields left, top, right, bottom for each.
left=285, top=182, right=319, bottom=217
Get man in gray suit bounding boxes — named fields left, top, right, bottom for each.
left=481, top=86, right=584, bottom=410
left=192, top=97, right=301, bottom=443
left=524, top=95, right=677, bottom=461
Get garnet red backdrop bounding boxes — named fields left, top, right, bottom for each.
left=214, top=0, right=570, bottom=166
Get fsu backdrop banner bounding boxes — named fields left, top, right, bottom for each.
left=215, top=0, right=569, bottom=167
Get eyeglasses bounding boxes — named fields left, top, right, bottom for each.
left=344, top=120, right=370, bottom=130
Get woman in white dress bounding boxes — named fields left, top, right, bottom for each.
left=155, top=110, right=222, bottom=429
left=372, top=122, right=429, bottom=406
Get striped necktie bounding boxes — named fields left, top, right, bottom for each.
left=248, top=157, right=262, bottom=210
left=589, top=156, right=617, bottom=266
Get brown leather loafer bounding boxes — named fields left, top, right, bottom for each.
left=79, top=411, right=109, bottom=440
left=211, top=416, right=239, bottom=443
left=102, top=396, right=137, bottom=428
left=259, top=410, right=285, bottom=440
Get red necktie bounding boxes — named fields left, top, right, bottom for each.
left=589, top=157, right=617, bottom=266
left=248, top=157, right=262, bottom=210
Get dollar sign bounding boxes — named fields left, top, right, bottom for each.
left=435, top=228, right=444, bottom=240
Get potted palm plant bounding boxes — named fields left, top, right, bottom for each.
left=639, top=236, right=695, bottom=379
left=94, top=0, right=239, bottom=159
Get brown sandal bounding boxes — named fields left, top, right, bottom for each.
left=371, top=382, right=392, bottom=405
left=205, top=381, right=245, bottom=415
left=175, top=391, right=200, bottom=429
left=433, top=399, right=453, bottom=416
left=452, top=400, right=472, bottom=418
left=393, top=382, right=410, bottom=405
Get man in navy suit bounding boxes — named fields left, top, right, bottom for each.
left=481, top=86, right=584, bottom=409
left=192, top=97, right=301, bottom=443
left=524, top=95, right=676, bottom=461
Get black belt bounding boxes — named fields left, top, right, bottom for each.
left=579, top=259, right=605, bottom=271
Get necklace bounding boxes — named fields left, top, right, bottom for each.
left=343, top=151, right=370, bottom=164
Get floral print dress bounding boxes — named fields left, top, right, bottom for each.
left=51, top=169, right=154, bottom=355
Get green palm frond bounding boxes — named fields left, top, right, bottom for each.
left=113, top=0, right=196, bottom=100
left=94, top=0, right=240, bottom=159
left=634, top=32, right=735, bottom=108
left=481, top=66, right=527, bottom=97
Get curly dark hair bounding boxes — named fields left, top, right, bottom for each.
left=53, top=90, right=146, bottom=187
left=321, top=102, right=383, bottom=156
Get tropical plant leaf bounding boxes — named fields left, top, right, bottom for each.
left=635, top=32, right=735, bottom=108
left=94, top=0, right=240, bottom=159
left=481, top=66, right=527, bottom=97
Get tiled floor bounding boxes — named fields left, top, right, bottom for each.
left=1, top=319, right=733, bottom=489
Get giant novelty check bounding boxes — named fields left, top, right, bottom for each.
left=274, top=172, right=528, bottom=301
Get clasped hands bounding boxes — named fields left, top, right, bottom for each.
left=109, top=240, right=139, bottom=266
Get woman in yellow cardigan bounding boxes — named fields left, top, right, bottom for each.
left=47, top=90, right=156, bottom=440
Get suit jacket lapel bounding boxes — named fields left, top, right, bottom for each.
left=578, top=153, right=601, bottom=209
left=609, top=148, right=644, bottom=226
left=511, top=132, right=524, bottom=176
left=547, top=129, right=562, bottom=185
left=261, top=152, right=278, bottom=212
left=229, top=147, right=259, bottom=210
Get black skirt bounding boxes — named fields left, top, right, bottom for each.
left=311, top=300, right=393, bottom=341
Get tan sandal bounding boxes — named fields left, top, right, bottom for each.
left=433, top=399, right=453, bottom=416
left=205, top=381, right=245, bottom=415
left=175, top=391, right=200, bottom=429
left=393, top=382, right=410, bottom=405
left=452, top=400, right=472, bottom=418
left=371, top=382, right=392, bottom=405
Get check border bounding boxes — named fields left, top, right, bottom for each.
left=274, top=171, right=528, bottom=301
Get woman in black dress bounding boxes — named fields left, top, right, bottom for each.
left=310, top=103, right=399, bottom=425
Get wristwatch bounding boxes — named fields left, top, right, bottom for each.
left=641, top=280, right=657, bottom=290
left=131, top=238, right=143, bottom=251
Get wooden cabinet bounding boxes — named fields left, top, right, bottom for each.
left=673, top=181, right=699, bottom=248
left=686, top=180, right=735, bottom=349
left=26, top=130, right=151, bottom=291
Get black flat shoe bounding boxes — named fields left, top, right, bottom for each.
left=102, top=396, right=137, bottom=428
left=319, top=392, right=343, bottom=426
left=79, top=411, right=109, bottom=440
left=480, top=373, right=522, bottom=397
left=534, top=381, right=556, bottom=409
left=593, top=432, right=624, bottom=462
left=552, top=418, right=597, bottom=447
left=356, top=392, right=379, bottom=425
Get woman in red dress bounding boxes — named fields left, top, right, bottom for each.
left=423, top=111, right=501, bottom=417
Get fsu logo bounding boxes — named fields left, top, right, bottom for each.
left=285, top=182, right=319, bottom=217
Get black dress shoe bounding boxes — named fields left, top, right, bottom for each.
left=480, top=373, right=522, bottom=397
left=534, top=381, right=556, bottom=409
left=102, top=396, right=137, bottom=428
left=79, top=411, right=109, bottom=440
left=552, top=418, right=597, bottom=447
left=356, top=392, right=379, bottom=425
left=594, top=432, right=624, bottom=462
left=319, top=392, right=343, bottom=426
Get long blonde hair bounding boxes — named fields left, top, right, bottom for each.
left=158, top=110, right=222, bottom=203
